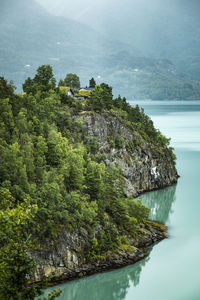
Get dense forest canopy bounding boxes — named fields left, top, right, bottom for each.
left=0, top=65, right=176, bottom=297
left=0, top=64, right=174, bottom=239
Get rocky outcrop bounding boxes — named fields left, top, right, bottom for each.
left=32, top=221, right=167, bottom=283
left=32, top=111, right=178, bottom=283
left=76, top=111, right=178, bottom=197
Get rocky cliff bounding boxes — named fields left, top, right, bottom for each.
left=32, top=221, right=167, bottom=283
left=31, top=111, right=178, bottom=283
left=77, top=111, right=178, bottom=197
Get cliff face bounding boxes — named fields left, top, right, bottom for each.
left=32, top=112, right=178, bottom=283
left=78, top=112, right=178, bottom=197
left=32, top=222, right=167, bottom=283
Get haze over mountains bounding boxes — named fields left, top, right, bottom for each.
left=37, top=0, right=200, bottom=79
left=1, top=0, right=125, bottom=87
left=1, top=0, right=200, bottom=99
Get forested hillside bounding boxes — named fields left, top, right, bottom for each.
left=0, top=65, right=179, bottom=295
left=1, top=65, right=168, bottom=242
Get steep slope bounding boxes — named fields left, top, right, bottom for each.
left=75, top=111, right=178, bottom=196
left=32, top=110, right=177, bottom=283
left=0, top=74, right=178, bottom=283
left=32, top=220, right=167, bottom=282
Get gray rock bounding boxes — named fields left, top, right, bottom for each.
left=31, top=112, right=178, bottom=283
left=76, top=112, right=178, bottom=197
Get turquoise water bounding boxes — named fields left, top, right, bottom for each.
left=42, top=100, right=200, bottom=300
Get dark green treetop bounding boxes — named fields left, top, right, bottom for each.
left=0, top=77, right=14, bottom=99
left=89, top=77, right=96, bottom=88
left=63, top=73, right=80, bottom=89
left=23, top=65, right=56, bottom=94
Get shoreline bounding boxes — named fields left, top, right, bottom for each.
left=33, top=220, right=168, bottom=287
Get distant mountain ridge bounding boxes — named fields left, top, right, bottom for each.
left=57, top=0, right=200, bottom=81
left=1, top=0, right=200, bottom=99
left=0, top=0, right=126, bottom=87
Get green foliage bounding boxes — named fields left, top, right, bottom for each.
left=66, top=191, right=98, bottom=231
left=115, top=136, right=125, bottom=149
left=23, top=65, right=56, bottom=94
left=126, top=141, right=135, bottom=153
left=0, top=69, right=175, bottom=278
left=100, top=83, right=113, bottom=110
left=0, top=97, right=14, bottom=142
left=113, top=99, right=171, bottom=147
left=89, top=77, right=96, bottom=88
left=58, top=79, right=65, bottom=87
left=88, top=83, right=113, bottom=111
left=0, top=77, right=14, bottom=100
left=0, top=188, right=61, bottom=300
left=86, top=137, right=100, bottom=154
left=169, top=146, right=177, bottom=163
left=89, top=85, right=104, bottom=112
left=85, top=159, right=105, bottom=203
left=127, top=197, right=150, bottom=223
left=84, top=224, right=121, bottom=262
left=62, top=73, right=80, bottom=89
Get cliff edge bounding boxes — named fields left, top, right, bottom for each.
left=77, top=111, right=178, bottom=197
left=32, top=111, right=178, bottom=283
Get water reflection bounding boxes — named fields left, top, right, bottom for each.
left=41, top=186, right=176, bottom=300
left=139, top=184, right=177, bottom=224
left=42, top=255, right=150, bottom=300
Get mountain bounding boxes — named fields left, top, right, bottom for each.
left=0, top=0, right=129, bottom=89
left=1, top=0, right=200, bottom=99
left=51, top=0, right=200, bottom=81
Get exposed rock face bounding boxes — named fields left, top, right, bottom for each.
left=77, top=112, right=178, bottom=197
left=32, top=222, right=167, bottom=283
left=32, top=112, right=178, bottom=283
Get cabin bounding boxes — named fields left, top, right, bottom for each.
left=59, top=86, right=75, bottom=97
left=59, top=86, right=94, bottom=100
left=75, top=87, right=94, bottom=100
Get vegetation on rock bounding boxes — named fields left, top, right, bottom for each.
left=0, top=66, right=176, bottom=294
left=0, top=189, right=61, bottom=299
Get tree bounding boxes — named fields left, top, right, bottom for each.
left=89, top=77, right=96, bottom=88
left=63, top=73, right=80, bottom=89
left=58, top=79, right=64, bottom=86
left=0, top=188, right=61, bottom=300
left=0, top=97, right=14, bottom=142
left=100, top=83, right=113, bottom=110
left=34, top=65, right=56, bottom=88
left=89, top=85, right=104, bottom=112
left=85, top=160, right=105, bottom=202
left=23, top=65, right=56, bottom=94
left=0, top=77, right=14, bottom=100
left=22, top=77, right=34, bottom=94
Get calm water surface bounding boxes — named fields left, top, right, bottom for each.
left=42, top=100, right=200, bottom=300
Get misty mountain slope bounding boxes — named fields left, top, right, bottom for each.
left=47, top=0, right=200, bottom=81
left=1, top=0, right=200, bottom=99
left=103, top=51, right=200, bottom=100
left=0, top=0, right=130, bottom=88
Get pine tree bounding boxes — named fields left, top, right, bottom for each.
left=89, top=77, right=96, bottom=88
